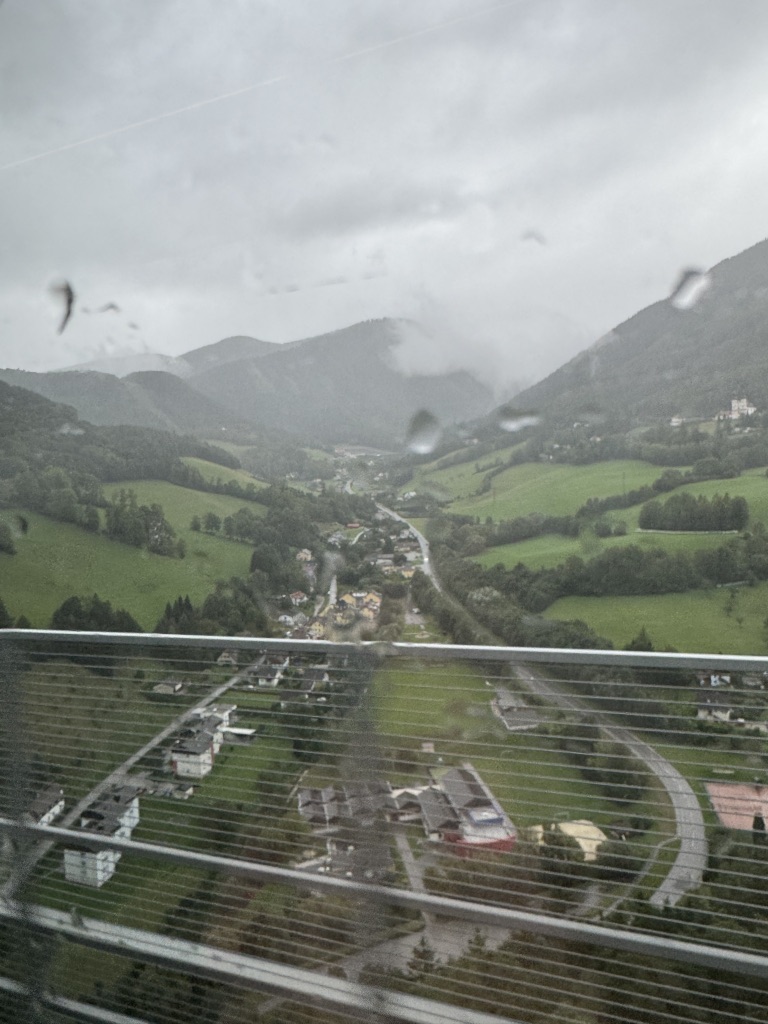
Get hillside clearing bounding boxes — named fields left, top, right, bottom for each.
left=412, top=442, right=525, bottom=499
left=1, top=509, right=251, bottom=628
left=544, top=583, right=768, bottom=654
left=108, top=479, right=266, bottom=530
left=475, top=530, right=729, bottom=571
left=181, top=456, right=267, bottom=491
left=447, top=460, right=666, bottom=520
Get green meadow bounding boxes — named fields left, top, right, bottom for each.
left=447, top=459, right=665, bottom=521
left=544, top=582, right=768, bottom=654
left=107, top=479, right=266, bottom=530
left=373, top=661, right=661, bottom=828
left=1, top=507, right=251, bottom=628
left=413, top=442, right=525, bottom=500
left=475, top=529, right=729, bottom=571
left=639, top=468, right=768, bottom=524
left=181, top=456, right=267, bottom=491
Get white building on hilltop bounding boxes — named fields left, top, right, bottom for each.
left=717, top=397, right=757, bottom=421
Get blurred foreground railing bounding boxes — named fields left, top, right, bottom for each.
left=2, top=630, right=768, bottom=1024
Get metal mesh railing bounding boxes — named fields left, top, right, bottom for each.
left=2, top=630, right=768, bottom=1024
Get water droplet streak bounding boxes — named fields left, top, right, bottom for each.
left=669, top=269, right=711, bottom=310
left=496, top=405, right=541, bottom=432
left=405, top=410, right=441, bottom=454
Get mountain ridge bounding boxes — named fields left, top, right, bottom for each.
left=513, top=236, right=768, bottom=422
left=3, top=319, right=494, bottom=444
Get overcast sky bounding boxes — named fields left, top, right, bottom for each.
left=2, top=0, right=768, bottom=391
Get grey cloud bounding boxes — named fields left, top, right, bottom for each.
left=3, top=1, right=768, bottom=388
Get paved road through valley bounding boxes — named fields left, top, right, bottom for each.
left=516, top=666, right=706, bottom=908
left=375, top=503, right=441, bottom=592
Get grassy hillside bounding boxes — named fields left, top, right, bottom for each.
left=544, top=583, right=768, bottom=655
left=448, top=459, right=664, bottom=520
left=474, top=467, right=768, bottom=570
left=107, top=480, right=266, bottom=529
left=1, top=508, right=251, bottom=628
left=412, top=442, right=525, bottom=500
left=611, top=468, right=768, bottom=528
left=475, top=529, right=728, bottom=571
left=181, top=456, right=267, bottom=491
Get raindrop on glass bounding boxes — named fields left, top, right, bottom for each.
left=496, top=404, right=541, bottom=432
left=405, top=410, right=441, bottom=454
left=669, top=269, right=711, bottom=310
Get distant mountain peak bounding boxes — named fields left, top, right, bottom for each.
left=61, top=351, right=193, bottom=379
left=181, top=335, right=279, bottom=373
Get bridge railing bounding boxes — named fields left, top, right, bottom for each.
left=2, top=630, right=768, bottom=1024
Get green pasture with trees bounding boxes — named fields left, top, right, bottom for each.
left=544, top=581, right=768, bottom=654
left=373, top=660, right=658, bottom=828
left=412, top=442, right=526, bottom=500
left=447, top=459, right=667, bottom=520
left=474, top=528, right=728, bottom=571
left=0, top=508, right=250, bottom=628
left=180, top=456, right=268, bottom=491
left=108, top=480, right=266, bottom=532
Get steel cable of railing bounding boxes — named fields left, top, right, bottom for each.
left=3, top=631, right=768, bottom=1023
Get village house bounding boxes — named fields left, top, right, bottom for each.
left=252, top=664, right=283, bottom=687
left=385, top=787, right=426, bottom=823
left=296, top=548, right=313, bottom=562
left=297, top=785, right=339, bottom=829
left=491, top=687, right=542, bottom=733
left=153, top=679, right=185, bottom=696
left=697, top=691, right=734, bottom=723
left=297, top=780, right=393, bottom=832
left=171, top=732, right=215, bottom=779
left=249, top=654, right=290, bottom=686
left=204, top=704, right=237, bottom=726
left=26, top=784, right=65, bottom=827
left=63, top=785, right=140, bottom=888
left=300, top=666, right=330, bottom=690
left=216, top=649, right=239, bottom=668
left=420, top=763, right=517, bottom=856
left=290, top=591, right=308, bottom=606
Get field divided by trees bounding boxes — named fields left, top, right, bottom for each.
left=446, top=459, right=667, bottom=520
left=412, top=442, right=526, bottom=500
left=108, top=480, right=267, bottom=530
left=180, top=456, right=268, bottom=491
left=544, top=581, right=768, bottom=654
left=474, top=529, right=728, bottom=571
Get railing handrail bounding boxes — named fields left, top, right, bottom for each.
left=3, top=817, right=767, bottom=979
left=3, top=628, right=768, bottom=672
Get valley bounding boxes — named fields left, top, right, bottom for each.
left=3, top=257, right=768, bottom=1019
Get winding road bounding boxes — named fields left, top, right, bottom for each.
left=515, top=666, right=706, bottom=908
left=377, top=494, right=707, bottom=908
